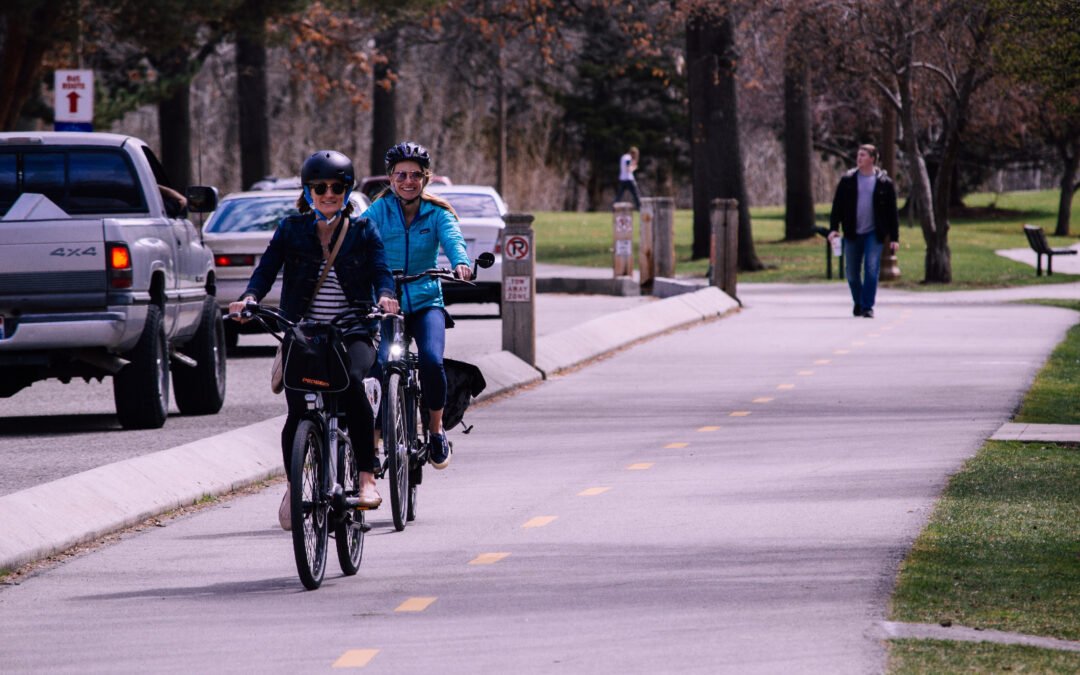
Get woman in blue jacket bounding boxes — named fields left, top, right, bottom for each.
left=363, top=141, right=471, bottom=470
left=231, top=150, right=399, bottom=528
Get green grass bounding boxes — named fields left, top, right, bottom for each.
left=534, top=189, right=1080, bottom=288
left=887, top=299, right=1080, bottom=672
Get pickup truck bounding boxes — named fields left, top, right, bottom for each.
left=0, top=131, right=226, bottom=429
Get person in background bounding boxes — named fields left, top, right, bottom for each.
left=363, top=141, right=471, bottom=470
left=828, top=144, right=899, bottom=318
left=614, top=146, right=642, bottom=209
left=230, top=150, right=398, bottom=529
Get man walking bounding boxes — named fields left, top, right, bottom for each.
left=614, top=146, right=642, bottom=210
left=828, top=144, right=899, bottom=318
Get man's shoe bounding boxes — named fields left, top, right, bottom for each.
left=862, top=308, right=874, bottom=318
left=357, top=484, right=382, bottom=510
left=853, top=304, right=862, bottom=317
left=278, top=485, right=291, bottom=531
left=429, top=433, right=451, bottom=470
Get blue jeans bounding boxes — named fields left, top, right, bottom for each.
left=374, top=307, right=447, bottom=412
left=844, top=232, right=884, bottom=311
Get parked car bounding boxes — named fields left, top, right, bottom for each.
left=248, top=176, right=301, bottom=191
left=201, top=189, right=370, bottom=347
left=424, top=184, right=506, bottom=308
left=359, top=174, right=452, bottom=202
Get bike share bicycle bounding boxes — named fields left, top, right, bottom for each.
left=229, top=303, right=382, bottom=590
left=378, top=253, right=494, bottom=531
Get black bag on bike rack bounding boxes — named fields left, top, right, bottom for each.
left=282, top=322, right=351, bottom=392
left=442, top=358, right=486, bottom=431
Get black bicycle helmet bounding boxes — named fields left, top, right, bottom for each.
left=384, top=141, right=431, bottom=174
left=301, top=150, right=355, bottom=188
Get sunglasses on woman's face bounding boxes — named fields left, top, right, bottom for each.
left=309, top=182, right=347, bottom=195
left=392, top=171, right=425, bottom=182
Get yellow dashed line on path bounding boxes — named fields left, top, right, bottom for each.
left=579, top=487, right=611, bottom=496
left=868, top=332, right=881, bottom=338
left=469, top=552, right=511, bottom=565
left=729, top=411, right=751, bottom=417
left=814, top=359, right=831, bottom=365
left=627, top=462, right=654, bottom=470
left=395, top=597, right=437, bottom=612
left=777, top=384, right=795, bottom=390
left=665, top=442, right=689, bottom=448
left=852, top=340, right=866, bottom=346
left=752, top=397, right=773, bottom=403
left=333, top=649, right=379, bottom=668
left=522, top=516, right=558, bottom=528
left=697, top=426, right=721, bottom=432
left=833, top=349, right=849, bottom=355
left=797, top=370, right=815, bottom=376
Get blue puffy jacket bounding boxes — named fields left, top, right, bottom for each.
left=362, top=194, right=470, bottom=314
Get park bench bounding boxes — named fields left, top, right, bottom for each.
left=1023, top=224, right=1077, bottom=276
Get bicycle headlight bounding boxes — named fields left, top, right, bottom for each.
left=389, top=344, right=404, bottom=358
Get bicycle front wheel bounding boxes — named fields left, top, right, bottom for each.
left=335, top=434, right=364, bottom=575
left=291, top=419, right=328, bottom=590
left=383, top=372, right=410, bottom=531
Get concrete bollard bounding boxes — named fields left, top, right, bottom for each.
left=639, top=197, right=656, bottom=290
left=710, top=198, right=738, bottom=297
left=652, top=197, right=675, bottom=279
left=612, top=202, right=634, bottom=278
left=501, top=212, right=536, bottom=366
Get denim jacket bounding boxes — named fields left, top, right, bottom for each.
left=362, top=195, right=469, bottom=314
left=242, top=212, right=395, bottom=327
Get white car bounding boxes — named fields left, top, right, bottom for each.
left=201, top=189, right=370, bottom=346
left=424, top=184, right=506, bottom=307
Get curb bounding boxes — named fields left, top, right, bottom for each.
left=0, top=287, right=738, bottom=573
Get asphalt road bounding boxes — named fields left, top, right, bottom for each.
left=1, top=284, right=1075, bottom=673
left=0, top=294, right=652, bottom=497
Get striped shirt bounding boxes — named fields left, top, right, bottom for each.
left=306, top=262, right=348, bottom=323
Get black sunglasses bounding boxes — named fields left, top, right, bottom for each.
left=309, top=182, right=347, bottom=195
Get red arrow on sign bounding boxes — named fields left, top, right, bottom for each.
left=67, top=91, right=80, bottom=114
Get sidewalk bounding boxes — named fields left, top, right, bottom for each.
left=0, top=273, right=739, bottom=572
left=996, top=243, right=1080, bottom=275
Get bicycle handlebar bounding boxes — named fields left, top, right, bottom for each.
left=392, top=267, right=477, bottom=287
left=225, top=303, right=393, bottom=336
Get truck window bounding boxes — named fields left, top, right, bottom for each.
left=0, top=149, right=145, bottom=216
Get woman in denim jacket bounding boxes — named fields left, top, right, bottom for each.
left=363, top=141, right=471, bottom=470
left=230, top=150, right=398, bottom=529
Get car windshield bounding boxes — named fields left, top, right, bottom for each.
left=205, top=197, right=298, bottom=233
left=438, top=193, right=500, bottom=218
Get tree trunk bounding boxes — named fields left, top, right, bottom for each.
left=898, top=49, right=949, bottom=283
left=159, top=82, right=192, bottom=189
left=0, top=6, right=64, bottom=131
left=495, top=48, right=507, bottom=197
left=687, top=9, right=762, bottom=269
left=1055, top=138, right=1078, bottom=236
left=370, top=29, right=398, bottom=177
left=236, top=0, right=269, bottom=191
left=782, top=28, right=815, bottom=241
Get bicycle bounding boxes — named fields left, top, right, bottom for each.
left=229, top=303, right=381, bottom=590
left=379, top=253, right=494, bottom=531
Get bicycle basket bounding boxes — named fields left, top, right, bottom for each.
left=282, top=322, right=351, bottom=392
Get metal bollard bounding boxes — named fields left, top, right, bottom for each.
left=612, top=202, right=634, bottom=278
left=501, top=212, right=536, bottom=366
left=639, top=198, right=656, bottom=290
left=710, top=198, right=738, bottom=296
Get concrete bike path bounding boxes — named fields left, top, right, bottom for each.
left=0, top=286, right=738, bottom=572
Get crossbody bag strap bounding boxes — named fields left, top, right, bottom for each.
left=310, top=217, right=350, bottom=303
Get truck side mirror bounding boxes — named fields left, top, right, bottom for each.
left=185, top=186, right=219, bottom=213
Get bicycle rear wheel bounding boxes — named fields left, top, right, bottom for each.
left=335, top=434, right=364, bottom=575
left=291, top=419, right=328, bottom=590
left=383, top=372, right=410, bottom=531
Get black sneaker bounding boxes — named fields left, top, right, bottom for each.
left=429, top=433, right=451, bottom=470
left=853, top=305, right=862, bottom=317
left=862, top=308, right=874, bottom=318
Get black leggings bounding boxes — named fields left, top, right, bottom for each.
left=281, top=337, right=378, bottom=477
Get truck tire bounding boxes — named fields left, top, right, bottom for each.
left=173, top=296, right=227, bottom=415
left=114, top=304, right=170, bottom=429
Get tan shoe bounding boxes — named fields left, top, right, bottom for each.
left=357, top=484, right=382, bottom=510
left=278, top=485, right=291, bottom=531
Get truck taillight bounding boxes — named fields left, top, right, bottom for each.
left=494, top=235, right=502, bottom=254
left=107, top=243, right=133, bottom=289
left=215, top=254, right=255, bottom=267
